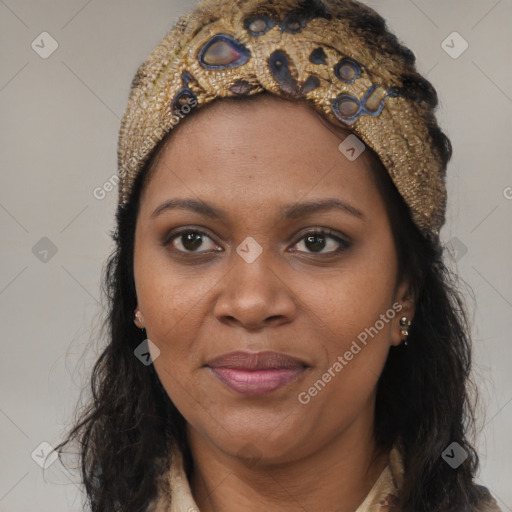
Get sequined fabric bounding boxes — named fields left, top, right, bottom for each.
left=117, top=0, right=448, bottom=248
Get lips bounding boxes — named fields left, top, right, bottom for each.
left=205, top=351, right=310, bottom=395
left=206, top=350, right=308, bottom=370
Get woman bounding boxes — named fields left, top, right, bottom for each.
left=56, top=0, right=502, bottom=511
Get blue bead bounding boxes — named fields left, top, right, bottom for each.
left=334, top=58, right=361, bottom=84
left=198, top=34, right=251, bottom=70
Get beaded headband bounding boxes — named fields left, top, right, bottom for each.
left=117, top=0, right=448, bottom=246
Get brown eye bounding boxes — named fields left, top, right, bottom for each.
left=167, top=230, right=220, bottom=253
left=292, top=229, right=350, bottom=255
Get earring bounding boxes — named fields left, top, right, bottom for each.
left=399, top=316, right=411, bottom=346
left=134, top=310, right=145, bottom=330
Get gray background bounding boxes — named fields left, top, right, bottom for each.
left=0, top=1, right=511, bottom=511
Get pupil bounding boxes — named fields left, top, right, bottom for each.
left=305, top=234, right=325, bottom=252
left=183, top=233, right=202, bottom=251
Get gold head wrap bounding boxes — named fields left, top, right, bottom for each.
left=117, top=0, right=449, bottom=247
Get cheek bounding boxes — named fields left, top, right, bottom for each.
left=298, top=243, right=397, bottom=340
left=138, top=273, right=207, bottom=371
left=296, top=245, right=397, bottom=389
left=296, top=284, right=396, bottom=431
left=134, top=238, right=209, bottom=342
left=143, top=273, right=209, bottom=420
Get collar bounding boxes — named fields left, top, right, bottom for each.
left=151, top=442, right=405, bottom=512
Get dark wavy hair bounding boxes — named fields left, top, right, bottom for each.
left=55, top=1, right=497, bottom=511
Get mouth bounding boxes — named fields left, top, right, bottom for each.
left=205, top=350, right=310, bottom=395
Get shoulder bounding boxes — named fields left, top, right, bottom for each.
left=473, top=484, right=503, bottom=512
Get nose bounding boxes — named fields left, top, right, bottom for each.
left=213, top=248, right=297, bottom=330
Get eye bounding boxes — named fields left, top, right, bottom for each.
left=165, top=229, right=222, bottom=253
left=291, top=228, right=350, bottom=255
left=163, top=227, right=350, bottom=256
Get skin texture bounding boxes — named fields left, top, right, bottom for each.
left=133, top=95, right=415, bottom=512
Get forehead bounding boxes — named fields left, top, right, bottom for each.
left=138, top=95, right=385, bottom=220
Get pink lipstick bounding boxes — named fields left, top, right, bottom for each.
left=205, top=350, right=309, bottom=395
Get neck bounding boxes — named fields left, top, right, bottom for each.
left=187, top=409, right=389, bottom=512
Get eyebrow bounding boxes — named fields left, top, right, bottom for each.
left=150, top=198, right=365, bottom=221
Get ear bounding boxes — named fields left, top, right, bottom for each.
left=134, top=305, right=145, bottom=329
left=390, top=279, right=415, bottom=347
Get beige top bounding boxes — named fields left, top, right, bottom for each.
left=150, top=443, right=502, bottom=512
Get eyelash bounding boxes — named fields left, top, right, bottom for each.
left=163, top=227, right=350, bottom=256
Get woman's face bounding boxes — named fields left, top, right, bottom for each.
left=133, top=95, right=414, bottom=463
